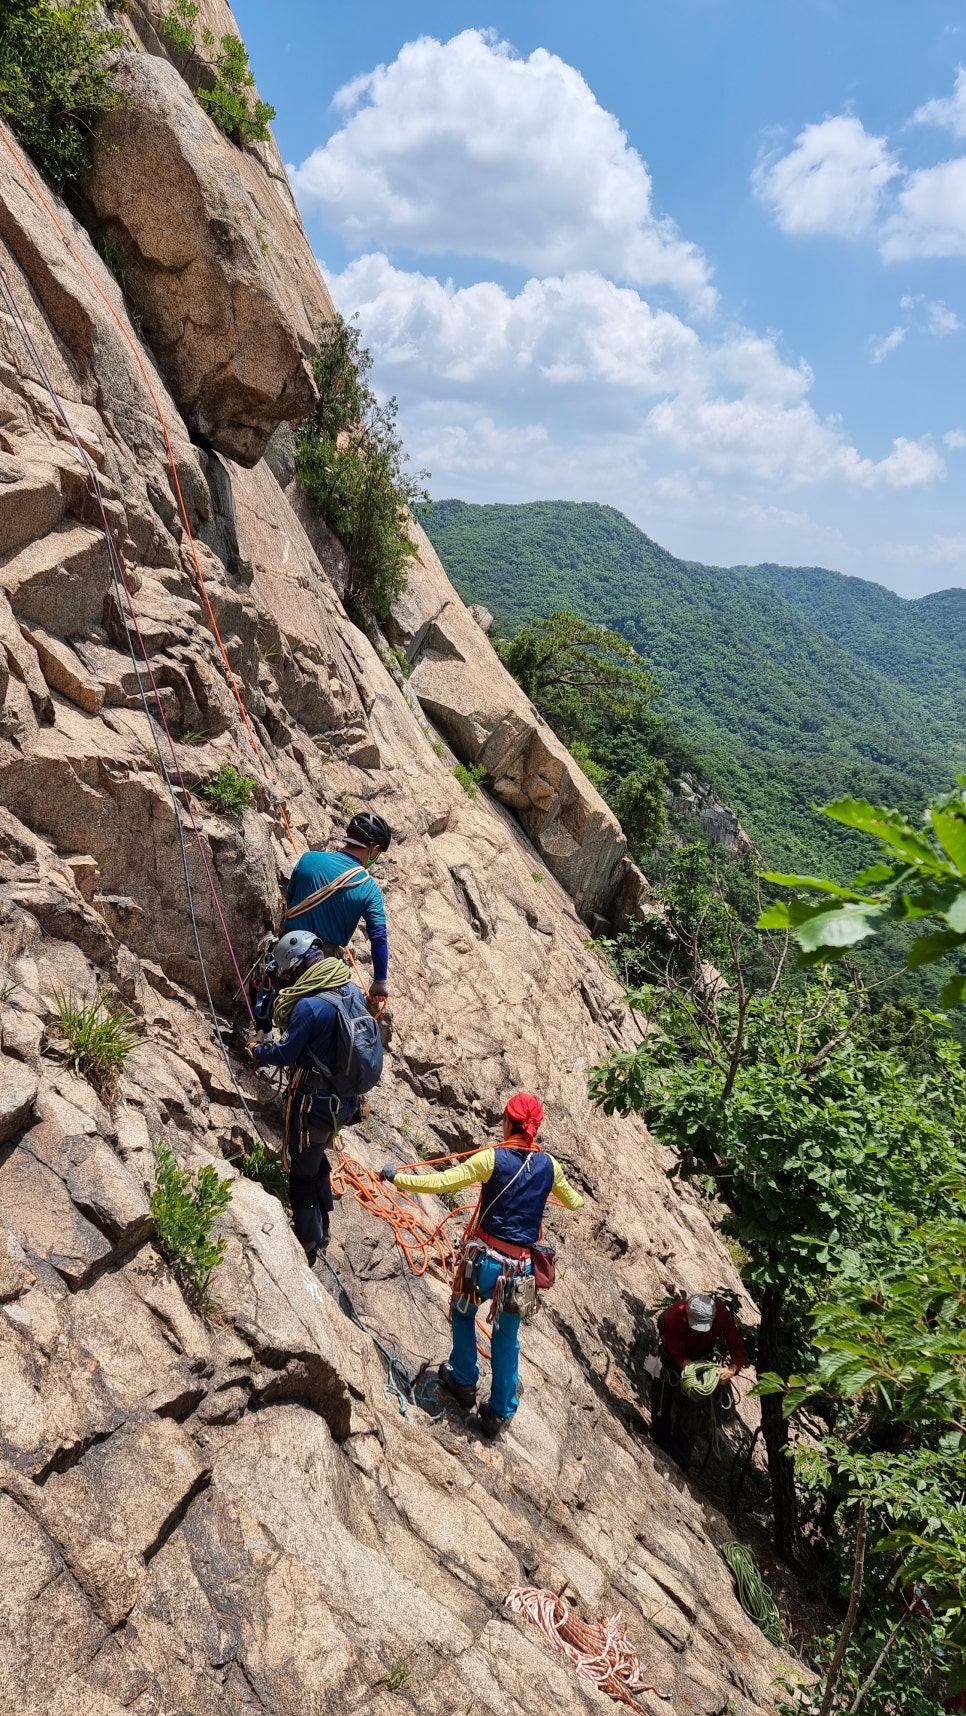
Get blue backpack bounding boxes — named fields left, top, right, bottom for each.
left=309, top=984, right=384, bottom=1100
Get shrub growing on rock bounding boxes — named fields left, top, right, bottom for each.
left=151, top=1141, right=231, bottom=1309
left=296, top=314, right=430, bottom=624
left=0, top=0, right=124, bottom=190
left=198, top=764, right=255, bottom=817
left=160, top=0, right=275, bottom=146
left=236, top=1136, right=288, bottom=1202
left=453, top=762, right=486, bottom=799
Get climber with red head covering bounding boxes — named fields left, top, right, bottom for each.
left=380, top=1093, right=583, bottom=1438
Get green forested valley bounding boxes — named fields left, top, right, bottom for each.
left=424, top=499, right=966, bottom=879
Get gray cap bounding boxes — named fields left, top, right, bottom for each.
left=686, top=1293, right=715, bottom=1332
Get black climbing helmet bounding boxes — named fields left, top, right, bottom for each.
left=345, top=811, right=392, bottom=853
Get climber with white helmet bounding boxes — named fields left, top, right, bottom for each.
left=379, top=1093, right=583, bottom=1439
left=282, top=811, right=392, bottom=1007
left=650, top=1292, right=746, bottom=1471
left=248, top=932, right=383, bottom=1267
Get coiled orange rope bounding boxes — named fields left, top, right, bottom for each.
left=331, top=1143, right=481, bottom=1281
left=505, top=1588, right=664, bottom=1710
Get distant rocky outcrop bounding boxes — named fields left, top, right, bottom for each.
left=669, top=776, right=755, bottom=857
left=0, top=10, right=785, bottom=1714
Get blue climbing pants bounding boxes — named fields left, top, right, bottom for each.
left=448, top=1252, right=526, bottom=1420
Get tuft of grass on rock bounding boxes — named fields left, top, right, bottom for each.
left=198, top=764, right=255, bottom=817
left=49, top=988, right=137, bottom=1095
left=384, top=1660, right=415, bottom=1692
left=151, top=1141, right=232, bottom=1309
left=236, top=1135, right=288, bottom=1202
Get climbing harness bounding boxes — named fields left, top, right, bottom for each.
left=454, top=1233, right=535, bottom=1324
left=0, top=127, right=298, bottom=851
left=505, top=1587, right=668, bottom=1710
left=719, top=1541, right=784, bottom=1646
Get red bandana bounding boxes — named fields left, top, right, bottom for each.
left=504, top=1092, right=545, bottom=1143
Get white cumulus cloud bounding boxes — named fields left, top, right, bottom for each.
left=882, top=157, right=966, bottom=258
left=290, top=30, right=715, bottom=311
left=869, top=325, right=907, bottom=363
left=752, top=115, right=900, bottom=237
left=912, top=67, right=966, bottom=137
left=327, top=253, right=944, bottom=493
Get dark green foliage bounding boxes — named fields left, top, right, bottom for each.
left=594, top=840, right=774, bottom=997
left=497, top=610, right=657, bottom=736
left=762, top=783, right=966, bottom=1007
left=494, top=608, right=668, bottom=856
left=590, top=856, right=966, bottom=1701
left=424, top=500, right=966, bottom=879
left=770, top=1203, right=966, bottom=1711
left=160, top=1, right=275, bottom=145
left=94, top=231, right=127, bottom=289
left=49, top=988, right=136, bottom=1095
left=151, top=1141, right=231, bottom=1308
left=0, top=0, right=123, bottom=191
left=296, top=316, right=429, bottom=624
left=198, top=764, right=255, bottom=817
left=236, top=1137, right=288, bottom=1202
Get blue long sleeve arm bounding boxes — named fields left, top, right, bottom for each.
left=253, top=999, right=319, bottom=1067
left=368, top=920, right=389, bottom=984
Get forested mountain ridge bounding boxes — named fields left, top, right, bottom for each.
left=733, top=560, right=966, bottom=745
left=424, top=498, right=966, bottom=875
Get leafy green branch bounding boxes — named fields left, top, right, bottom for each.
left=760, top=783, right=966, bottom=1007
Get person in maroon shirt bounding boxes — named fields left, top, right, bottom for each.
left=651, top=1293, right=746, bottom=1470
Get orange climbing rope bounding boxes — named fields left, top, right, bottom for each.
left=505, top=1588, right=667, bottom=1710
left=331, top=1142, right=481, bottom=1282
left=0, top=127, right=297, bottom=850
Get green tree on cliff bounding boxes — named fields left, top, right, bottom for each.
left=296, top=315, right=430, bottom=625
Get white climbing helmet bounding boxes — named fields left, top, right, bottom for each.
left=686, top=1293, right=715, bottom=1332
left=272, top=931, right=323, bottom=974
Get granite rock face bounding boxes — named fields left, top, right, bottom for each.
left=0, top=16, right=783, bottom=1713
left=388, top=525, right=649, bottom=929
left=81, top=45, right=328, bottom=463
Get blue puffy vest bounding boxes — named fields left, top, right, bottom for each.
left=478, top=1146, right=554, bottom=1246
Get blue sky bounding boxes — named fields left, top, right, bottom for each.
left=234, top=0, right=966, bottom=594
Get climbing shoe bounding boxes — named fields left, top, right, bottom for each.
left=478, top=1402, right=510, bottom=1440
left=304, top=1247, right=318, bottom=1269
left=437, top=1363, right=476, bottom=1410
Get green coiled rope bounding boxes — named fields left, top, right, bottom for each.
left=680, top=1360, right=722, bottom=1398
left=273, top=956, right=352, bottom=1031
left=720, top=1541, right=784, bottom=1646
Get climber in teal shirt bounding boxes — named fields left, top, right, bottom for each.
left=283, top=811, right=392, bottom=999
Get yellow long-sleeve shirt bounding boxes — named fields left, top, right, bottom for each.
left=393, top=1147, right=584, bottom=1210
